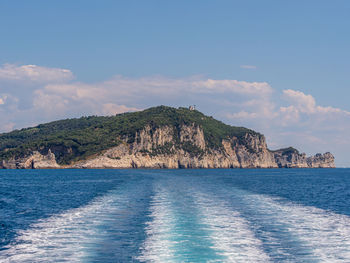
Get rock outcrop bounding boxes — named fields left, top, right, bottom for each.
left=1, top=149, right=60, bottom=169
left=0, top=124, right=334, bottom=169
left=272, top=147, right=335, bottom=168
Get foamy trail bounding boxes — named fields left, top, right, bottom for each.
left=193, top=191, right=271, bottom=263
left=0, top=178, right=152, bottom=263
left=230, top=188, right=350, bottom=262
left=137, top=181, right=221, bottom=262
left=0, top=191, right=119, bottom=262
left=137, top=185, right=177, bottom=262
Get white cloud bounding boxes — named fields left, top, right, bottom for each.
left=283, top=89, right=316, bottom=113
left=226, top=111, right=258, bottom=119
left=102, top=103, right=142, bottom=115
left=282, top=89, right=350, bottom=116
left=0, top=94, right=19, bottom=111
left=27, top=76, right=272, bottom=119
left=2, top=122, right=15, bottom=132
left=0, top=64, right=73, bottom=83
left=240, top=65, right=257, bottom=69
left=192, top=79, right=271, bottom=95
left=33, top=90, right=70, bottom=114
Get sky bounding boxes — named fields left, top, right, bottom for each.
left=0, top=1, right=349, bottom=166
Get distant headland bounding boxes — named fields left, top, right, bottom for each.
left=0, top=106, right=335, bottom=169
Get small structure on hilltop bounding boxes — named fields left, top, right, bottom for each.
left=189, top=105, right=196, bottom=111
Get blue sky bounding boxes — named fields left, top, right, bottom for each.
left=0, top=1, right=350, bottom=166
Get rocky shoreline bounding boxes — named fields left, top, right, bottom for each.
left=1, top=124, right=335, bottom=169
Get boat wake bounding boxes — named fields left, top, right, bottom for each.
left=2, top=175, right=350, bottom=262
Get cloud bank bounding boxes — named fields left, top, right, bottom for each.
left=1, top=63, right=349, bottom=166
left=0, top=64, right=73, bottom=83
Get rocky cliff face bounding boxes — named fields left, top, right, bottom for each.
left=1, top=124, right=334, bottom=169
left=1, top=149, right=60, bottom=169
left=272, top=148, right=335, bottom=168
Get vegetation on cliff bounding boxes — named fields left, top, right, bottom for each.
left=271, top=147, right=300, bottom=155
left=0, top=106, right=260, bottom=165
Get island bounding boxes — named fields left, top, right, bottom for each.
left=0, top=106, right=335, bottom=169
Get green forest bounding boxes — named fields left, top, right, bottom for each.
left=0, top=106, right=260, bottom=164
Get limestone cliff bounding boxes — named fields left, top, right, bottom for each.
left=272, top=147, right=335, bottom=168
left=1, top=149, right=60, bottom=169
left=1, top=124, right=334, bottom=169
left=0, top=106, right=335, bottom=169
left=70, top=125, right=334, bottom=169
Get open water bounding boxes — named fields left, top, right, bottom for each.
left=1, top=169, right=350, bottom=262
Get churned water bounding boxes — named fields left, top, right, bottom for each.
left=1, top=169, right=350, bottom=262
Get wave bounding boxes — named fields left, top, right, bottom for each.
left=138, top=177, right=350, bottom=262
left=193, top=191, right=271, bottom=262
left=0, top=186, right=139, bottom=263
left=3, top=173, right=350, bottom=262
left=137, top=184, right=178, bottom=262
left=138, top=180, right=270, bottom=262
left=236, top=189, right=350, bottom=262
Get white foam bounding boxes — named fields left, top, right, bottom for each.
left=138, top=183, right=271, bottom=263
left=136, top=185, right=178, bottom=263
left=239, top=190, right=350, bottom=262
left=0, top=190, right=125, bottom=263
left=193, top=192, right=271, bottom=263
left=5, top=179, right=350, bottom=262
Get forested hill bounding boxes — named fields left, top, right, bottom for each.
left=0, top=106, right=259, bottom=165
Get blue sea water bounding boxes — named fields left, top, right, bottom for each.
left=1, top=169, right=350, bottom=262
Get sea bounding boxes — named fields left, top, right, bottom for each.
left=1, top=169, right=350, bottom=262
